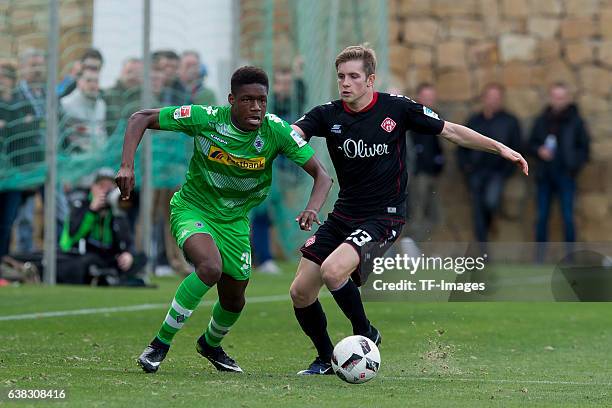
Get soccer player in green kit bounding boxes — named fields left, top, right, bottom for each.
left=115, top=66, right=332, bottom=373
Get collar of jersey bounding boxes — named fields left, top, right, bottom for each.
left=229, top=117, right=258, bottom=135
left=342, top=92, right=378, bottom=114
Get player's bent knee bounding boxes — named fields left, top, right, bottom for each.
left=219, top=295, right=245, bottom=313
left=195, top=261, right=222, bottom=286
left=290, top=281, right=317, bottom=307
left=320, top=261, right=348, bottom=290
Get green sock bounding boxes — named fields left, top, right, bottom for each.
left=156, top=272, right=211, bottom=345
left=203, top=300, right=242, bottom=347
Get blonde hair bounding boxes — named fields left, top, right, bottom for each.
left=335, top=44, right=377, bottom=77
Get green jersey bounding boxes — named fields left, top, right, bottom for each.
left=159, top=105, right=315, bottom=221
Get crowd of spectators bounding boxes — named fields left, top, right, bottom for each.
left=0, top=46, right=593, bottom=283
left=0, top=47, right=218, bottom=282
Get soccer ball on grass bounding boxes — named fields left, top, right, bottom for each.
left=331, top=335, right=380, bottom=384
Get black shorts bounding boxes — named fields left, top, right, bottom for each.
left=300, top=211, right=404, bottom=286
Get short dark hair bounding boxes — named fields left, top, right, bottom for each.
left=416, top=82, right=434, bottom=95
left=550, top=81, right=568, bottom=90
left=482, top=82, right=505, bottom=95
left=80, top=48, right=103, bottom=64
left=231, top=66, right=269, bottom=94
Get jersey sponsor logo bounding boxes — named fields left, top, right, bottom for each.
left=207, top=146, right=265, bottom=170
left=380, top=117, right=397, bottom=133
left=304, top=235, right=316, bottom=247
left=342, top=138, right=389, bottom=159
left=291, top=130, right=307, bottom=147
left=253, top=134, right=264, bottom=152
left=423, top=106, right=439, bottom=119
left=173, top=105, right=191, bottom=119
left=331, top=124, right=342, bottom=134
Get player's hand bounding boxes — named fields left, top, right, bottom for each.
left=89, top=183, right=107, bottom=211
left=115, top=165, right=135, bottom=200
left=295, top=209, right=321, bottom=231
left=117, top=251, right=134, bottom=272
left=499, top=146, right=529, bottom=176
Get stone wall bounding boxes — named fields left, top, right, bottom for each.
left=0, top=0, right=93, bottom=77
left=389, top=0, right=612, bottom=242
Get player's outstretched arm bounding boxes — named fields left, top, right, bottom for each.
left=439, top=121, right=528, bottom=176
left=115, top=109, right=162, bottom=199
left=296, top=156, right=333, bottom=231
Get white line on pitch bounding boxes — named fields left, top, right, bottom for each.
left=0, top=294, right=292, bottom=322
left=383, top=376, right=612, bottom=387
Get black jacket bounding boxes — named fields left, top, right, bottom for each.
left=528, top=104, right=590, bottom=179
left=59, top=189, right=133, bottom=256
left=458, top=110, right=522, bottom=178
left=9, top=82, right=46, bottom=167
left=409, top=130, right=445, bottom=176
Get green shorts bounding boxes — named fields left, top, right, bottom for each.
left=170, top=194, right=251, bottom=280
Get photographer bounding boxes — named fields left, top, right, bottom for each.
left=58, top=168, right=147, bottom=285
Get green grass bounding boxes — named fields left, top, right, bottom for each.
left=1, top=261, right=611, bottom=407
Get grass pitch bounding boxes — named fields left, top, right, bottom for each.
left=1, top=261, right=610, bottom=407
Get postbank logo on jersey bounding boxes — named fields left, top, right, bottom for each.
left=380, top=117, right=397, bottom=133
left=207, top=146, right=265, bottom=170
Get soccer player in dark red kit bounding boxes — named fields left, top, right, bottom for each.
left=289, top=45, right=529, bottom=375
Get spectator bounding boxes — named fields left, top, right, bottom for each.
left=60, top=66, right=108, bottom=155
left=12, top=48, right=48, bottom=253
left=529, top=82, right=590, bottom=243
left=153, top=50, right=187, bottom=105
left=178, top=50, right=216, bottom=105
left=272, top=66, right=306, bottom=123
left=59, top=48, right=104, bottom=98
left=58, top=168, right=147, bottom=285
left=405, top=82, right=445, bottom=242
left=458, top=83, right=522, bottom=244
left=104, top=57, right=143, bottom=135
left=0, top=62, right=19, bottom=257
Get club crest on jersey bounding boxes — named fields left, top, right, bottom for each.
left=304, top=236, right=316, bottom=247
left=381, top=117, right=396, bottom=133
left=174, top=105, right=191, bottom=119
left=253, top=134, right=264, bottom=152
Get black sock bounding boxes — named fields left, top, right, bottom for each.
left=151, top=336, right=170, bottom=350
left=330, top=279, right=370, bottom=335
left=294, top=299, right=334, bottom=362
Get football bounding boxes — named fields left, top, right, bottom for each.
left=331, top=335, right=381, bottom=384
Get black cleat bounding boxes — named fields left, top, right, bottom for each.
left=364, top=325, right=382, bottom=346
left=297, top=356, right=334, bottom=375
left=137, top=344, right=168, bottom=373
left=196, top=336, right=243, bottom=372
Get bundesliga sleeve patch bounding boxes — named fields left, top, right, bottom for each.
left=423, top=106, right=439, bottom=119
left=173, top=105, right=192, bottom=119
left=291, top=130, right=307, bottom=147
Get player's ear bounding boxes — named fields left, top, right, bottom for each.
left=367, top=74, right=376, bottom=87
left=228, top=93, right=234, bottom=105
